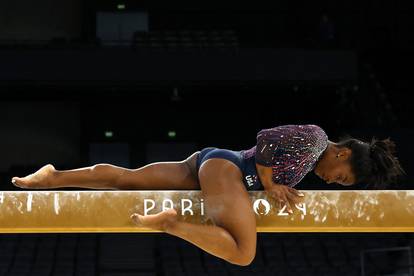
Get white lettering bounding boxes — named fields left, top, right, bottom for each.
left=200, top=198, right=204, bottom=216
left=245, top=175, right=254, bottom=187
left=162, top=199, right=174, bottom=211
left=142, top=198, right=306, bottom=219
left=144, top=199, right=155, bottom=215
left=295, top=202, right=307, bottom=215
left=278, top=204, right=289, bottom=216
left=181, top=199, right=193, bottom=215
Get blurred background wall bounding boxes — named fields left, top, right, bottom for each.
left=0, top=2, right=413, bottom=275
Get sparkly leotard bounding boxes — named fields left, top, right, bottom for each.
left=240, top=124, right=329, bottom=188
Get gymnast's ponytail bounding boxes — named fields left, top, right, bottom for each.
left=367, top=137, right=407, bottom=189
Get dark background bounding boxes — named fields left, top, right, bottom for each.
left=0, top=1, right=413, bottom=275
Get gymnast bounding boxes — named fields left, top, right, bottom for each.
left=11, top=124, right=405, bottom=266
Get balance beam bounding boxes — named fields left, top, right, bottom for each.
left=0, top=190, right=413, bottom=233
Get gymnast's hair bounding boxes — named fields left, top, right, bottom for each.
left=336, top=135, right=406, bottom=189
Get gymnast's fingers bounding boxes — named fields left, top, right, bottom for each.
left=288, top=187, right=305, bottom=197
left=286, top=190, right=303, bottom=205
left=281, top=194, right=293, bottom=213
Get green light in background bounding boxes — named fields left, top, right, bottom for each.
left=105, top=131, right=113, bottom=138
left=117, top=4, right=126, bottom=10
left=168, top=131, right=176, bottom=138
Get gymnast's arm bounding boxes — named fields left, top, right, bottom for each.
left=255, top=163, right=295, bottom=190
left=256, top=163, right=303, bottom=212
left=255, top=163, right=274, bottom=190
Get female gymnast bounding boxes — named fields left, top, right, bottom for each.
left=11, top=124, right=405, bottom=266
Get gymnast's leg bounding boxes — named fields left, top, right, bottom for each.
left=11, top=151, right=200, bottom=190
left=132, top=158, right=257, bottom=266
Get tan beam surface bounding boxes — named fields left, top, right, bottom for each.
left=0, top=190, right=413, bottom=233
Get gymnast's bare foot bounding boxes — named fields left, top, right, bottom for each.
left=131, top=208, right=178, bottom=231
left=11, top=164, right=56, bottom=189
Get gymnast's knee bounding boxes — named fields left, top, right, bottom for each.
left=90, top=163, right=112, bottom=174
left=226, top=238, right=256, bottom=266
left=90, top=163, right=122, bottom=184
left=228, top=249, right=256, bottom=266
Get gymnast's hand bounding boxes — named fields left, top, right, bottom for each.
left=264, top=184, right=304, bottom=214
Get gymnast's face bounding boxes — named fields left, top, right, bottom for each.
left=314, top=142, right=356, bottom=186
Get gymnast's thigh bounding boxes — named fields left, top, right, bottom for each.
left=198, top=158, right=257, bottom=258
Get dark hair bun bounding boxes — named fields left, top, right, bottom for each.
left=368, top=136, right=406, bottom=187
left=370, top=137, right=396, bottom=155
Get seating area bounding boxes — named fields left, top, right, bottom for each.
left=131, top=29, right=239, bottom=49
left=0, top=233, right=411, bottom=276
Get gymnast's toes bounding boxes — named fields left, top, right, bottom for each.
left=11, top=164, right=56, bottom=189
left=11, top=177, right=23, bottom=187
left=131, top=208, right=178, bottom=231
left=12, top=176, right=38, bottom=189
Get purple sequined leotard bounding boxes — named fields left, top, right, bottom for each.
left=240, top=124, right=329, bottom=188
